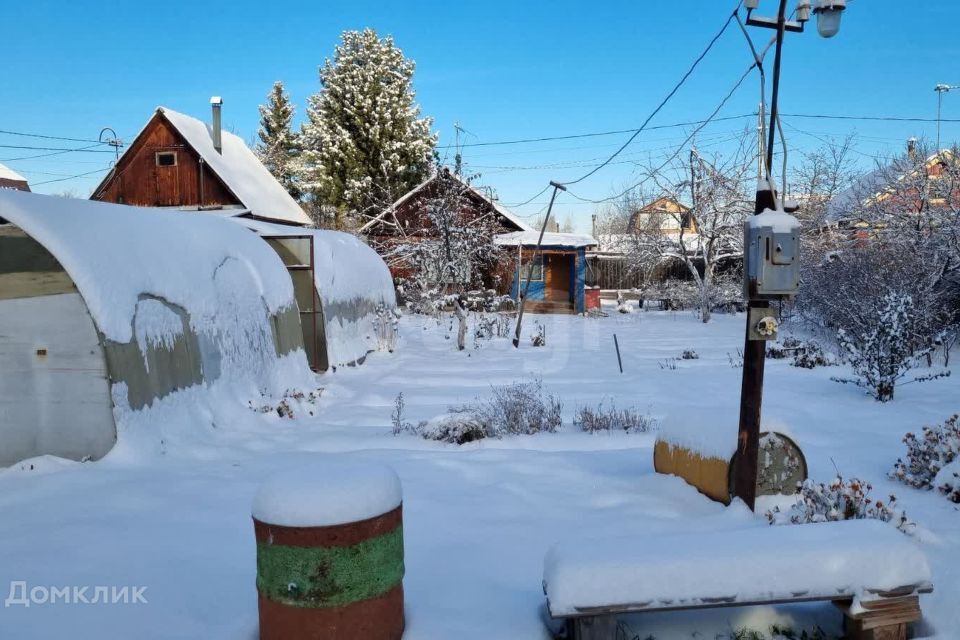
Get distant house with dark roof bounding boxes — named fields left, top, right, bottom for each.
left=91, top=100, right=310, bottom=226
left=0, top=164, right=30, bottom=192
left=360, top=168, right=532, bottom=288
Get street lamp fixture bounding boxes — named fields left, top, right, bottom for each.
left=746, top=0, right=844, bottom=38
left=813, top=0, right=846, bottom=38
left=935, top=84, right=960, bottom=150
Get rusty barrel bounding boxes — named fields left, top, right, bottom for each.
left=252, top=462, right=404, bottom=640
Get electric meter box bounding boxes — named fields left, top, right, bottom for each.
left=743, top=210, right=801, bottom=299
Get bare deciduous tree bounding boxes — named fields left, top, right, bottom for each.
left=624, top=137, right=754, bottom=322
left=384, top=169, right=505, bottom=346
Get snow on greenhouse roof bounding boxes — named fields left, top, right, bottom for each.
left=494, top=230, right=597, bottom=248
left=235, top=218, right=396, bottom=307
left=157, top=107, right=311, bottom=226
left=0, top=189, right=295, bottom=344
left=235, top=217, right=396, bottom=368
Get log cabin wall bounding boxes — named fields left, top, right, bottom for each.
left=93, top=113, right=238, bottom=209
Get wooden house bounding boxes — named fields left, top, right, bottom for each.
left=495, top=231, right=598, bottom=314
left=91, top=99, right=310, bottom=226
left=360, top=169, right=533, bottom=291
left=0, top=164, right=30, bottom=192
left=629, top=196, right=696, bottom=235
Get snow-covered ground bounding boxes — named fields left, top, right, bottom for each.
left=1, top=308, right=957, bottom=639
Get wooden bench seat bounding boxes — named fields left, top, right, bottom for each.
left=542, top=520, right=932, bottom=640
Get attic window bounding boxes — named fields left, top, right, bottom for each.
left=155, top=152, right=177, bottom=167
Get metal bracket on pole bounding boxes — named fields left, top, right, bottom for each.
left=512, top=181, right=566, bottom=348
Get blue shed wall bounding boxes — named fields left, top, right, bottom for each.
left=509, top=246, right=587, bottom=312
left=574, top=247, right=586, bottom=313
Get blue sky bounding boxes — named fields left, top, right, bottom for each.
left=2, top=0, right=958, bottom=231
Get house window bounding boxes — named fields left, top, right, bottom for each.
left=525, top=255, right=544, bottom=282
left=155, top=151, right=177, bottom=167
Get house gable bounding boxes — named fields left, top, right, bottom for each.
left=91, top=111, right=238, bottom=210
left=360, top=170, right=532, bottom=238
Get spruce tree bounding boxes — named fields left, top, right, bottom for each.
left=256, top=81, right=301, bottom=201
left=299, top=29, right=436, bottom=227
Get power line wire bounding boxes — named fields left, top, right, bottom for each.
left=781, top=112, right=960, bottom=124
left=561, top=5, right=741, bottom=187
left=0, top=129, right=104, bottom=144
left=0, top=143, right=114, bottom=153
left=506, top=185, right=551, bottom=207
left=0, top=143, right=110, bottom=162
left=566, top=62, right=757, bottom=205
left=438, top=113, right=755, bottom=150
left=29, top=168, right=109, bottom=186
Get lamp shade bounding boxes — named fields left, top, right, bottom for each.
left=814, top=0, right=845, bottom=38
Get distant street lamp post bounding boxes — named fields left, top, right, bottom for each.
left=935, top=84, right=959, bottom=151
left=734, top=0, right=847, bottom=511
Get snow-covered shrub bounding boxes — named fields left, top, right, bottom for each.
left=574, top=401, right=654, bottom=433
left=373, top=303, right=399, bottom=352
left=766, top=337, right=801, bottom=359
left=473, top=312, right=513, bottom=346
left=462, top=289, right=515, bottom=313
left=831, top=292, right=950, bottom=401
left=453, top=378, right=562, bottom=438
left=248, top=388, right=323, bottom=419
left=890, top=414, right=960, bottom=492
left=791, top=341, right=832, bottom=369
left=658, top=358, right=678, bottom=370
left=391, top=392, right=412, bottom=435
left=938, top=461, right=960, bottom=503
left=531, top=322, right=546, bottom=347
left=415, top=413, right=487, bottom=445
left=767, top=475, right=913, bottom=534
left=680, top=349, right=699, bottom=360
left=727, top=349, right=744, bottom=368
left=768, top=337, right=833, bottom=369
left=615, top=291, right=633, bottom=314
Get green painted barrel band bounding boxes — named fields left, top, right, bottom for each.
left=256, top=527, right=404, bottom=608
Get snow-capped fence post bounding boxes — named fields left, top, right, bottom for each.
left=252, top=463, right=405, bottom=640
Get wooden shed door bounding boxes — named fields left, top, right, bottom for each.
left=544, top=254, right=571, bottom=302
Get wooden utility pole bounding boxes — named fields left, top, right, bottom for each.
left=512, top=181, right=565, bottom=348
left=733, top=0, right=789, bottom=511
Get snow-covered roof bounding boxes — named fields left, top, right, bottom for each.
left=155, top=107, right=311, bottom=226
left=0, top=163, right=28, bottom=184
left=359, top=171, right=534, bottom=234
left=234, top=217, right=397, bottom=368
left=494, top=230, right=597, bottom=248
left=0, top=189, right=296, bottom=344
left=826, top=149, right=955, bottom=224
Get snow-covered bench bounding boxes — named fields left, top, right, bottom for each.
left=543, top=520, right=932, bottom=640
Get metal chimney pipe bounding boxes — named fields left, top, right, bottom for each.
left=210, top=96, right=223, bottom=154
